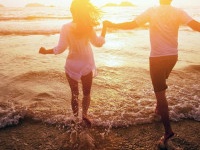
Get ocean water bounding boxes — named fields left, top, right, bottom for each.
left=0, top=5, right=200, bottom=128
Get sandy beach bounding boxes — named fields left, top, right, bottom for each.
left=0, top=119, right=200, bottom=150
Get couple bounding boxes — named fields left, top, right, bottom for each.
left=39, top=0, right=200, bottom=145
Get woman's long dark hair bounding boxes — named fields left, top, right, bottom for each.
left=70, top=0, right=102, bottom=37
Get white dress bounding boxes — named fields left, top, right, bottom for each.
left=53, top=22, right=105, bottom=81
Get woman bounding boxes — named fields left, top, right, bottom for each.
left=39, top=0, right=106, bottom=127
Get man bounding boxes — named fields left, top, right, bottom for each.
left=104, top=0, right=200, bottom=144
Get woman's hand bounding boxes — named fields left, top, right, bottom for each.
left=39, top=47, right=47, bottom=54
left=101, top=20, right=115, bottom=37
left=39, top=47, right=54, bottom=54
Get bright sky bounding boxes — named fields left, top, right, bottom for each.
left=0, top=0, right=153, bottom=7
left=0, top=0, right=199, bottom=7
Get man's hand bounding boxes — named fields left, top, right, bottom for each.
left=103, top=20, right=114, bottom=28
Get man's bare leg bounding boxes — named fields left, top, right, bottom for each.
left=155, top=90, right=174, bottom=143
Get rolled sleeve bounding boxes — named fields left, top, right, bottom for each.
left=178, top=9, right=193, bottom=25
left=53, top=24, right=69, bottom=54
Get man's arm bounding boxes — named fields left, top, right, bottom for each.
left=187, top=20, right=200, bottom=32
left=104, top=20, right=139, bottom=30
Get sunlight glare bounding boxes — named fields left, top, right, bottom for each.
left=105, top=55, right=123, bottom=67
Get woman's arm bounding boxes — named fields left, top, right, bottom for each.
left=39, top=24, right=70, bottom=55
left=39, top=47, right=54, bottom=54
left=90, top=28, right=105, bottom=47
left=101, top=21, right=107, bottom=37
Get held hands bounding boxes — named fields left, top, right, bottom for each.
left=103, top=20, right=115, bottom=28
left=101, top=20, right=115, bottom=37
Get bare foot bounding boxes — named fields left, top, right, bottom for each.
left=159, top=132, right=175, bottom=144
left=165, top=132, right=174, bottom=141
left=82, top=116, right=92, bottom=128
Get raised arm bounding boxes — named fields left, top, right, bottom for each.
left=101, top=21, right=107, bottom=37
left=187, top=20, right=200, bottom=32
left=104, top=20, right=139, bottom=30
left=90, top=28, right=105, bottom=47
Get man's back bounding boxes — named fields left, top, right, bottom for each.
left=135, top=5, right=193, bottom=57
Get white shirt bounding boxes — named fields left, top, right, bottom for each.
left=53, top=22, right=105, bottom=81
left=135, top=5, right=193, bottom=57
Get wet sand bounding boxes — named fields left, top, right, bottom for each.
left=0, top=119, right=199, bottom=150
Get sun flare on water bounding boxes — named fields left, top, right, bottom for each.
left=0, top=0, right=157, bottom=7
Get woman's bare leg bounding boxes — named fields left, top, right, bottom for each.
left=81, top=72, right=93, bottom=127
left=66, top=74, right=79, bottom=117
left=71, top=94, right=79, bottom=117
